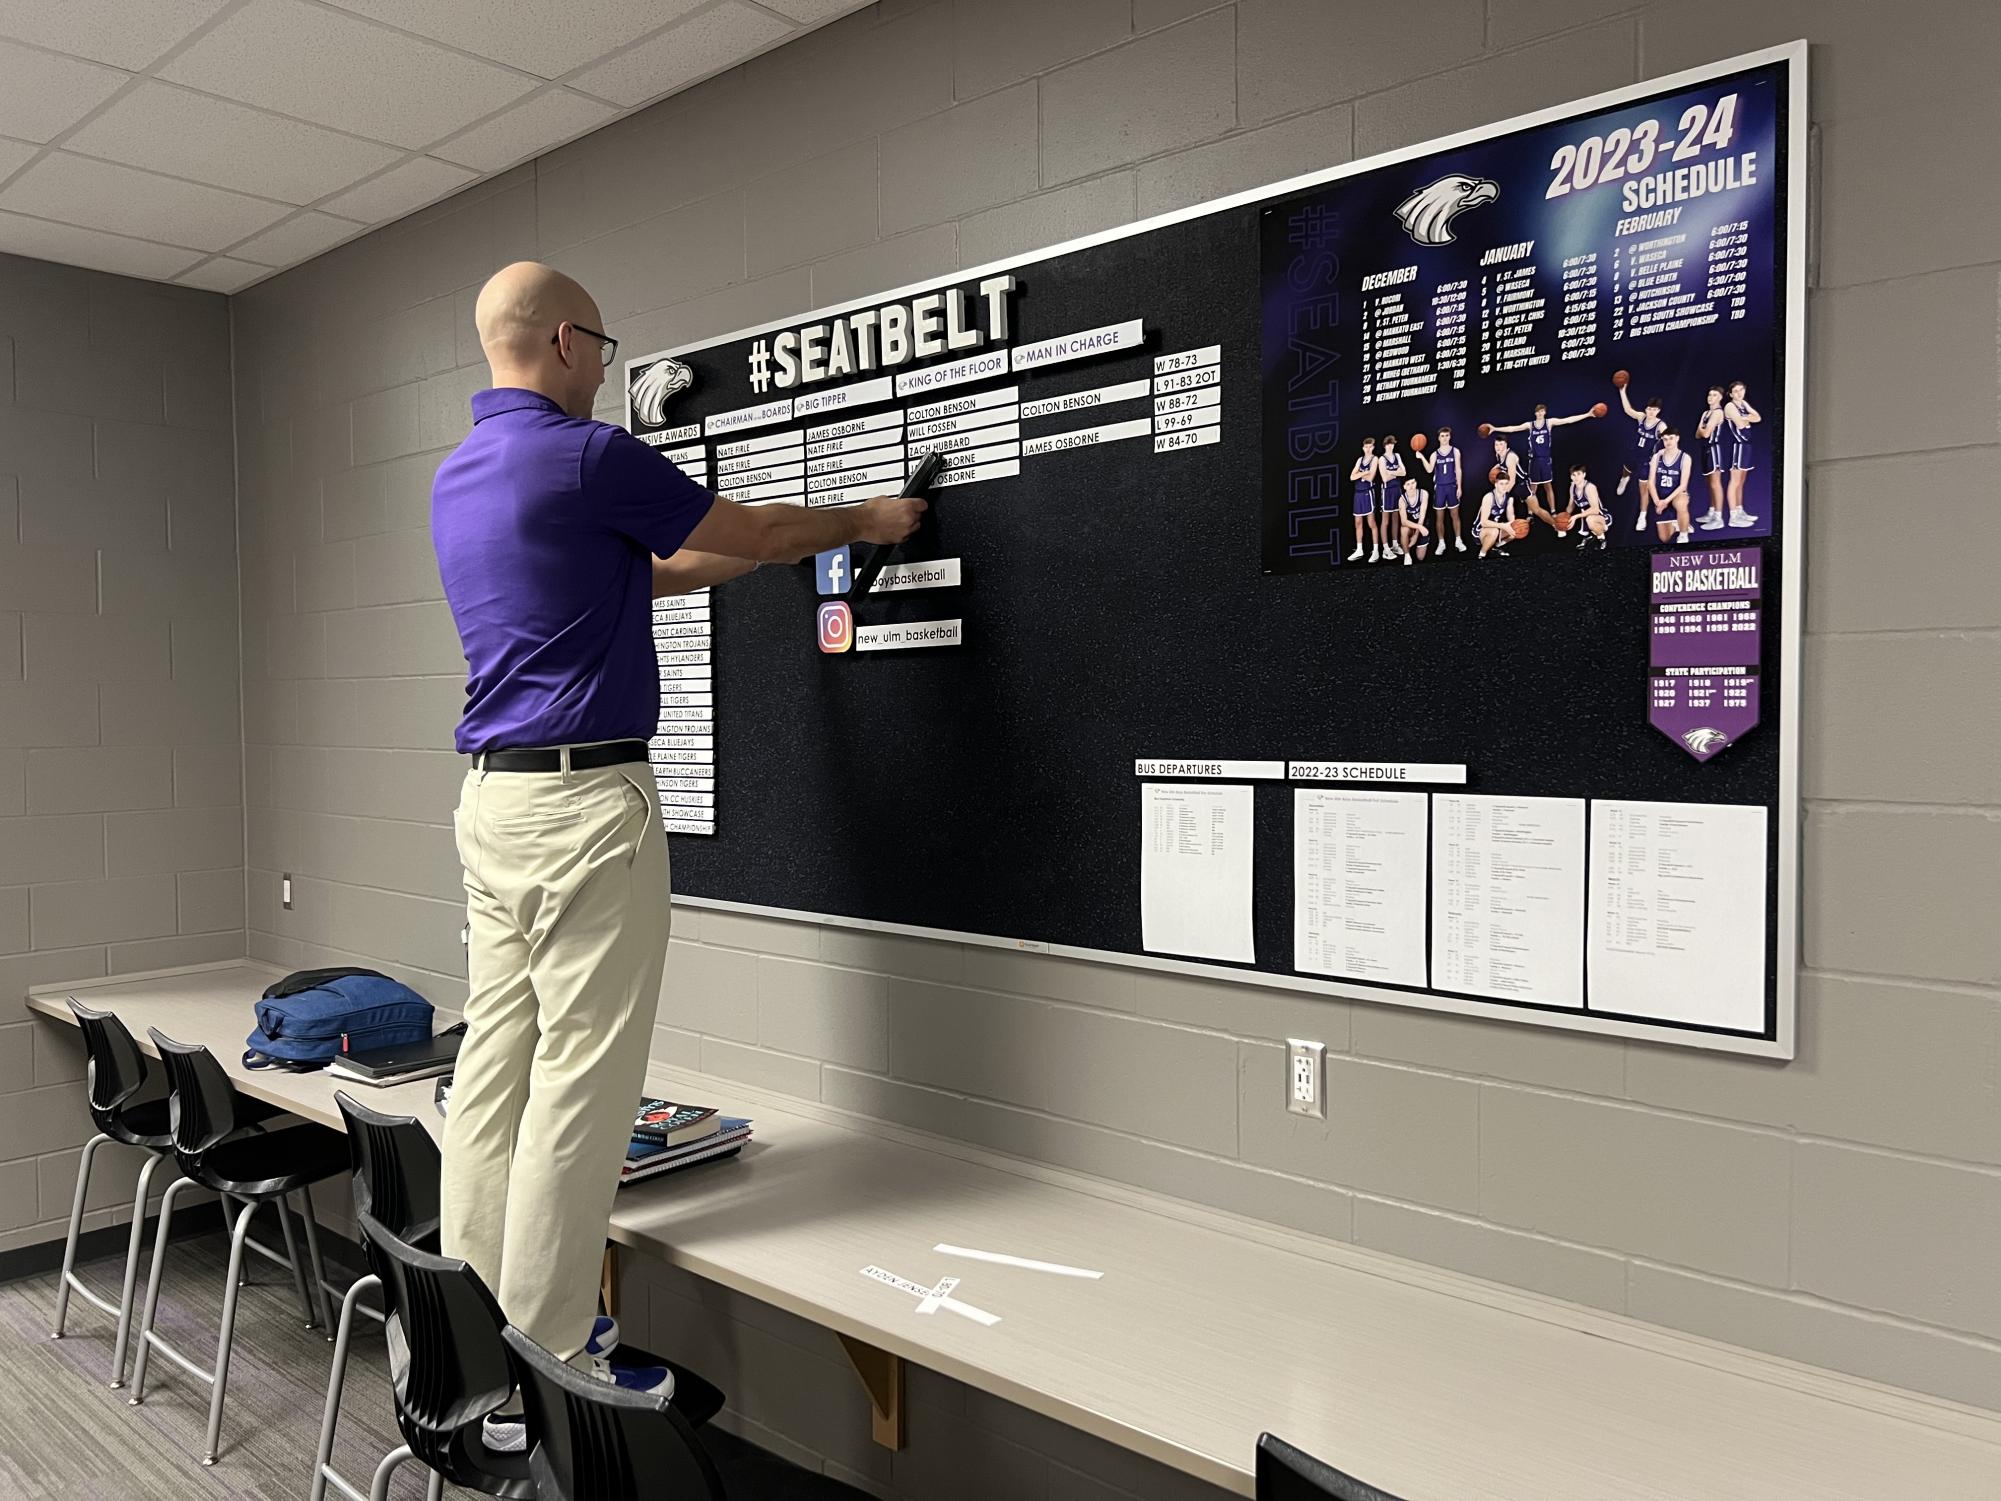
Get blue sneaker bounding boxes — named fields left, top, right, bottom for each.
left=588, top=1354, right=674, bottom=1399
left=585, top=1315, right=619, bottom=1358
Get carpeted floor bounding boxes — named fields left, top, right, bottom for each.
left=0, top=1233, right=868, bottom=1500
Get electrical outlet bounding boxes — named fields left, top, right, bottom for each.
left=1286, top=1039, right=1326, bottom=1119
left=281, top=872, right=293, bottom=910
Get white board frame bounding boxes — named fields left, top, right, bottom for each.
left=629, top=41, right=1809, bottom=1059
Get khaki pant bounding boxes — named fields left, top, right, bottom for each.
left=440, top=758, right=668, bottom=1362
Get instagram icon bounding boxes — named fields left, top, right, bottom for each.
left=816, top=601, right=852, bottom=653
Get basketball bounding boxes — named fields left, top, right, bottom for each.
left=1611, top=369, right=1630, bottom=388
left=1409, top=432, right=1427, bottom=452
left=1591, top=402, right=1608, bottom=418
left=1477, top=422, right=1493, bottom=437
left=1488, top=465, right=1505, bottom=485
left=1555, top=513, right=1575, bottom=532
left=1510, top=519, right=1531, bottom=540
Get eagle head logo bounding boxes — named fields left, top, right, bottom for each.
left=631, top=356, right=695, bottom=427
left=1393, top=174, right=1499, bottom=246
left=1682, top=727, right=1731, bottom=756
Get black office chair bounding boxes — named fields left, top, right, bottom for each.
left=49, top=1000, right=181, bottom=1388
left=309, top=1093, right=446, bottom=1501
left=353, top=1206, right=536, bottom=1501
left=503, top=1322, right=726, bottom=1501
left=1257, top=1433, right=1410, bottom=1501
left=125, top=1030, right=350, bottom=1466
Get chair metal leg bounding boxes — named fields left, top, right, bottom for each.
left=51, top=1133, right=109, bottom=1339
left=217, top=1194, right=249, bottom=1284
left=308, top=1272, right=380, bottom=1501
left=200, top=1197, right=259, bottom=1466
left=273, top=1193, right=316, bottom=1328
left=424, top=1468, right=443, bottom=1501
left=128, top=1175, right=194, bottom=1404
left=367, top=1445, right=414, bottom=1501
left=108, top=1151, right=167, bottom=1388
left=296, top=1188, right=336, bottom=1338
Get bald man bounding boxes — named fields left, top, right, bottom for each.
left=431, top=264, right=923, bottom=1418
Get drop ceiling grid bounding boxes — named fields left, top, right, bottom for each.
left=0, top=0, right=869, bottom=293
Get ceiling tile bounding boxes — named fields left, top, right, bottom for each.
left=322, top=0, right=708, bottom=79
left=0, top=0, right=231, bottom=71
left=319, top=157, right=478, bottom=224
left=571, top=0, right=793, bottom=109
left=0, top=135, right=36, bottom=179
left=175, top=256, right=269, bottom=293
left=65, top=81, right=403, bottom=206
left=0, top=38, right=129, bottom=143
left=0, top=152, right=291, bottom=253
left=0, top=210, right=202, bottom=280
left=435, top=89, right=617, bottom=173
left=229, top=210, right=365, bottom=266
left=158, top=0, right=537, bottom=149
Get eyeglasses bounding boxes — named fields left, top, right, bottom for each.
left=553, top=322, right=618, bottom=368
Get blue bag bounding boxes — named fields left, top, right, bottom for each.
left=244, top=967, right=434, bottom=1072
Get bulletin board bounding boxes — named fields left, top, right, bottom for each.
left=624, top=42, right=1806, bottom=1056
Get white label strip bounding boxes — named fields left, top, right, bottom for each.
left=932, top=1244, right=1104, bottom=1279
left=650, top=748, right=713, bottom=765
left=651, top=733, right=713, bottom=750
left=1290, top=761, right=1469, bottom=784
left=807, top=484, right=884, bottom=508
left=658, top=790, right=715, bottom=808
left=933, top=459, right=1018, bottom=488
left=859, top=1266, right=1001, bottom=1326
left=655, top=422, right=701, bottom=445
left=940, top=440, right=1019, bottom=469
left=806, top=429, right=906, bottom=462
left=854, top=618, right=962, bottom=651
left=1155, top=427, right=1221, bottom=453
left=718, top=462, right=804, bottom=488
left=654, top=605, right=709, bottom=624
left=706, top=398, right=794, bottom=436
left=714, top=427, right=804, bottom=460
left=660, top=691, right=713, bottom=708
left=806, top=408, right=905, bottom=443
left=793, top=375, right=895, bottom=417
left=914, top=1276, right=958, bottom=1316
left=655, top=590, right=709, bottom=606
left=895, top=348, right=1010, bottom=399
left=656, top=669, right=712, bottom=686
left=1153, top=385, right=1222, bottom=416
left=1011, top=319, right=1145, bottom=373
left=1154, top=344, right=1221, bottom=375
left=658, top=707, right=715, bottom=723
left=923, top=422, right=1019, bottom=454
left=655, top=774, right=716, bottom=791
left=1153, top=406, right=1220, bottom=434
left=1135, top=759, right=1285, bottom=779
left=1022, top=417, right=1152, bottom=457
left=807, top=459, right=905, bottom=494
left=906, top=384, right=1019, bottom=424
left=907, top=404, right=1020, bottom=443
left=657, top=649, right=710, bottom=665
left=860, top=1265, right=932, bottom=1299
left=1019, top=378, right=1151, bottom=421
left=731, top=477, right=806, bottom=502
left=1152, top=365, right=1221, bottom=395
left=718, top=445, right=802, bottom=476
left=661, top=819, right=715, bottom=836
left=654, top=621, right=711, bottom=641
left=661, top=444, right=707, bottom=466
left=869, top=557, right=962, bottom=593
left=808, top=442, right=904, bottom=476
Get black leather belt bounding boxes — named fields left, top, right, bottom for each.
left=474, top=740, right=648, bottom=773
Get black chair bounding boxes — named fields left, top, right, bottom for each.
left=503, top=1322, right=726, bottom=1501
left=1257, top=1433, right=1410, bottom=1501
left=353, top=1206, right=536, bottom=1501
left=125, top=1030, right=350, bottom=1466
left=50, top=1000, right=180, bottom=1388
left=309, top=1093, right=447, bottom=1501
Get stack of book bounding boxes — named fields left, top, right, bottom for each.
left=621, top=1098, right=753, bottom=1186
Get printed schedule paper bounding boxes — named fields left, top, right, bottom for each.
left=1294, top=789, right=1428, bottom=987
left=1432, top=794, right=1585, bottom=1008
left=1140, top=783, right=1254, bottom=964
left=1588, top=799, right=1766, bottom=1028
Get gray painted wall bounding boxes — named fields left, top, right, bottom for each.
left=0, top=253, right=244, bottom=1257
left=213, top=0, right=2000, bottom=1484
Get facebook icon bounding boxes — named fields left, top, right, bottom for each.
left=816, top=545, right=851, bottom=596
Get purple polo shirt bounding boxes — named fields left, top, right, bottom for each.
left=432, top=388, right=714, bottom=754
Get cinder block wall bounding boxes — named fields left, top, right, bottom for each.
left=0, top=253, right=244, bottom=1258
left=228, top=3, right=2001, bottom=1479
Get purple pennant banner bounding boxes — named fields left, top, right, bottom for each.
left=1649, top=547, right=1761, bottom=761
